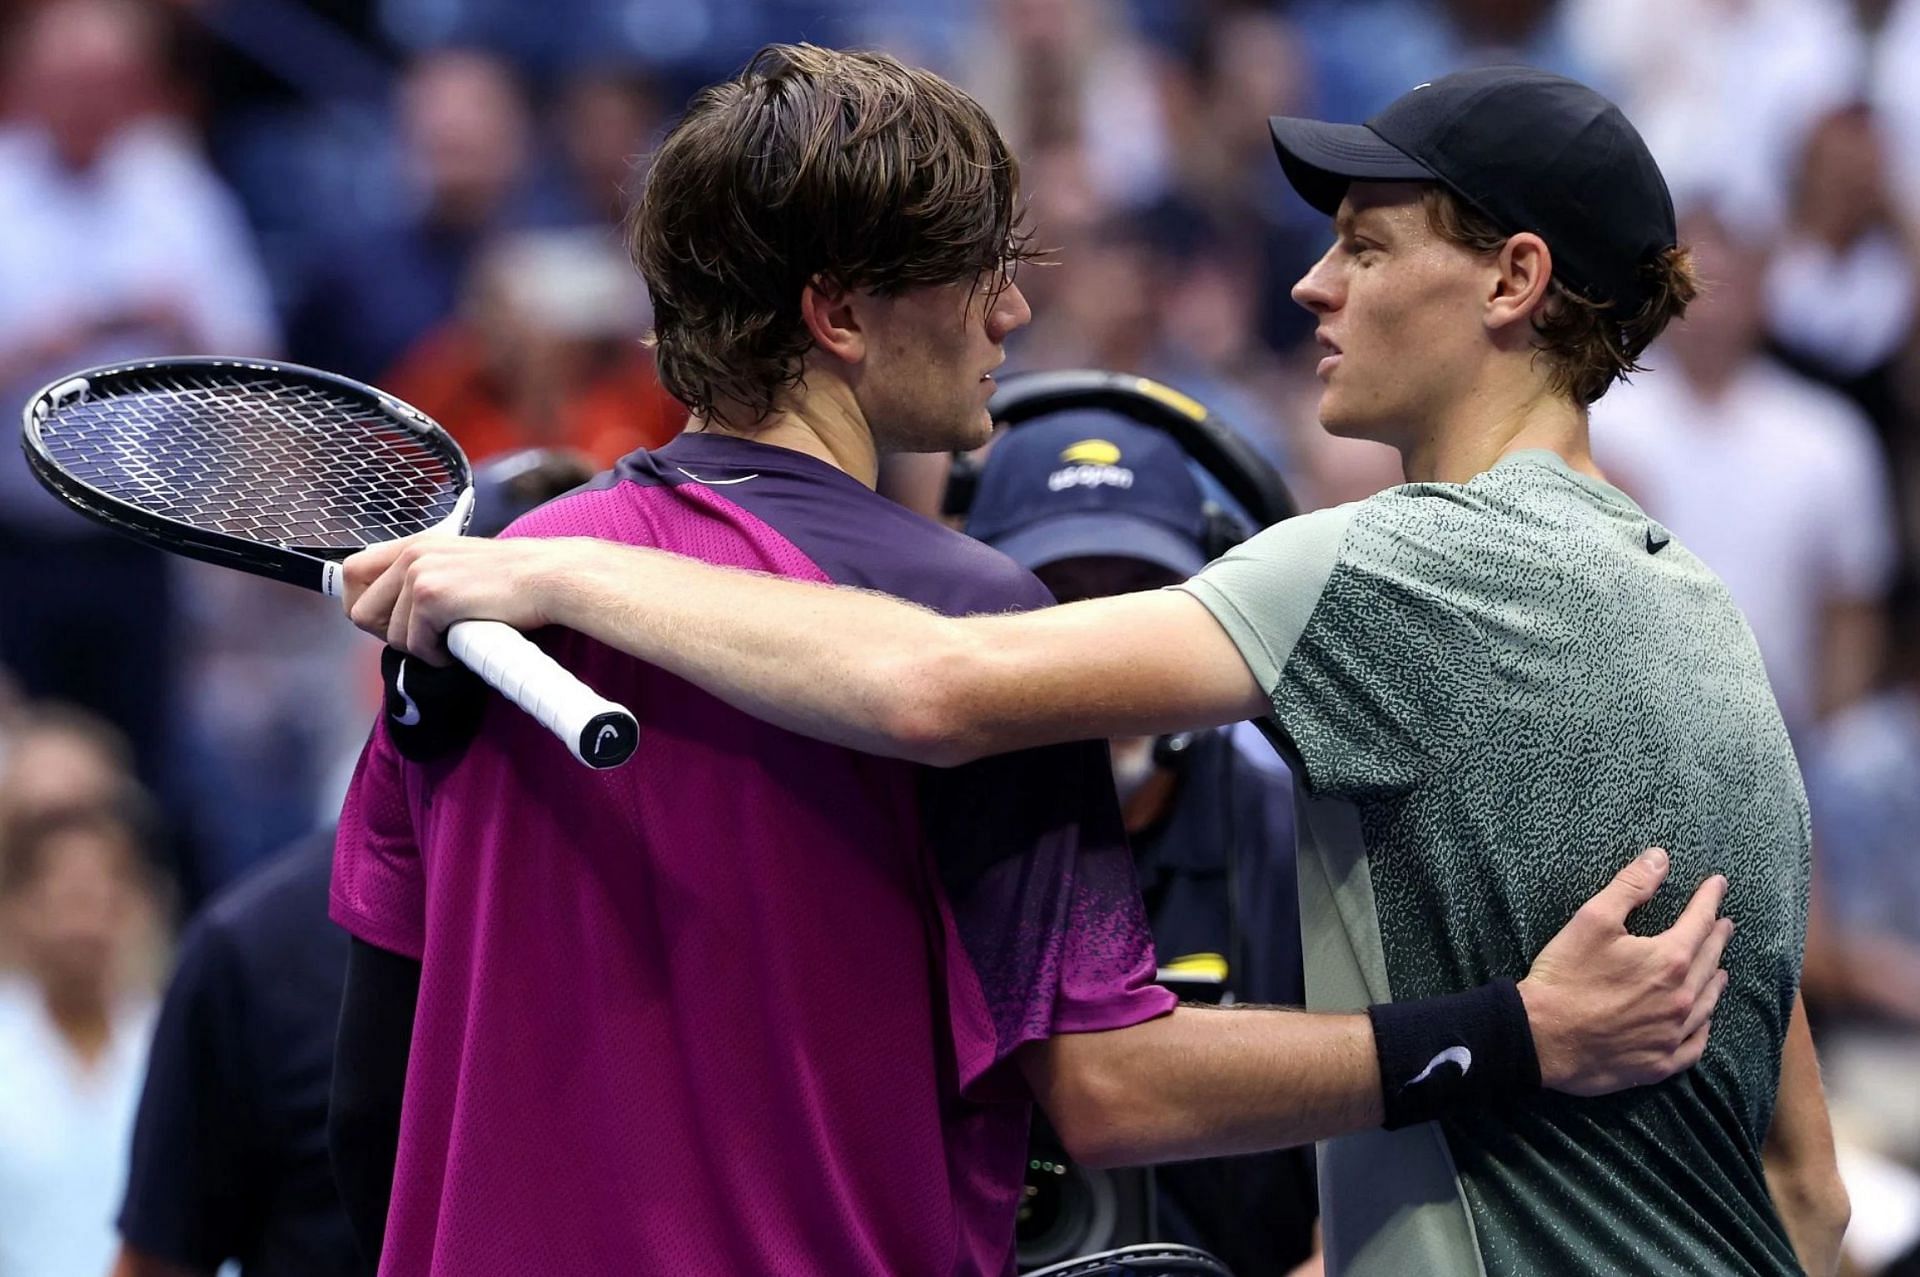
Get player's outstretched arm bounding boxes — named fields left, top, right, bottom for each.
left=1024, top=850, right=1734, bottom=1166
left=341, top=535, right=1268, bottom=763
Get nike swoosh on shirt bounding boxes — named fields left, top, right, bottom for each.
left=1646, top=525, right=1671, bottom=554
left=390, top=658, right=423, bottom=727
left=675, top=466, right=760, bottom=486
left=1406, top=1045, right=1472, bottom=1087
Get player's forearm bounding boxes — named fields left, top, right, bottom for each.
left=545, top=542, right=987, bottom=761
left=1765, top=1163, right=1849, bottom=1277
left=1763, top=995, right=1850, bottom=1276
left=553, top=547, right=934, bottom=757
left=1023, top=1004, right=1383, bottom=1168
left=350, top=535, right=1264, bottom=759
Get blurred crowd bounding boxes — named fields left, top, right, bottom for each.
left=3, top=0, right=1920, bottom=1272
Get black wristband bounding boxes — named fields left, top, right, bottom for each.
left=381, top=646, right=486, bottom=762
left=1366, top=977, right=1542, bottom=1130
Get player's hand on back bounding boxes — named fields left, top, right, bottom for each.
left=343, top=536, right=586, bottom=663
left=1517, top=848, right=1734, bottom=1096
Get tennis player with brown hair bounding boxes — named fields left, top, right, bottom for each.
left=340, top=55, right=1750, bottom=1276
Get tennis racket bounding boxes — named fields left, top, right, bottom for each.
left=22, top=357, right=639, bottom=770
left=1022, top=1245, right=1234, bottom=1277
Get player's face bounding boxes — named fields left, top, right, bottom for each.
left=858, top=269, right=1032, bottom=454
left=1290, top=182, right=1491, bottom=447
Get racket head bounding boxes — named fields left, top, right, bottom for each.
left=22, top=358, right=474, bottom=592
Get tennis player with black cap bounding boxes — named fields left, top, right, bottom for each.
left=346, top=67, right=1847, bottom=1275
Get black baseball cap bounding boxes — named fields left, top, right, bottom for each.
left=1268, top=66, right=1676, bottom=316
left=965, top=413, right=1209, bottom=577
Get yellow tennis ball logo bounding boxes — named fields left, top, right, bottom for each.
left=1060, top=439, right=1122, bottom=466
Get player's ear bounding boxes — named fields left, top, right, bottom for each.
left=1486, top=231, right=1553, bottom=334
left=800, top=276, right=866, bottom=365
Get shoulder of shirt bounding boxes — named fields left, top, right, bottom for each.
left=1344, top=472, right=1504, bottom=537
left=905, top=519, right=1055, bottom=610
left=811, top=500, right=1053, bottom=614
left=506, top=448, right=1054, bottom=613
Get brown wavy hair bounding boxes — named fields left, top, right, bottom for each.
left=628, top=44, right=1039, bottom=425
left=1420, top=187, right=1698, bottom=405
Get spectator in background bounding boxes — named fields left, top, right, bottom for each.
left=966, top=413, right=1319, bottom=1276
left=1020, top=212, right=1164, bottom=373
left=533, top=65, right=666, bottom=229
left=1758, top=100, right=1920, bottom=556
left=1871, top=0, right=1920, bottom=216
left=0, top=0, right=279, bottom=788
left=1803, top=572, right=1920, bottom=1167
left=1592, top=205, right=1899, bottom=735
left=382, top=228, right=685, bottom=466
left=0, top=702, right=153, bottom=829
left=172, top=49, right=546, bottom=897
left=958, top=0, right=1173, bottom=213
left=1766, top=103, right=1919, bottom=440
left=1151, top=225, right=1294, bottom=468
left=1811, top=571, right=1920, bottom=986
left=286, top=47, right=535, bottom=384
left=1166, top=9, right=1325, bottom=353
left=109, top=828, right=356, bottom=1277
left=1564, top=0, right=1861, bottom=231
left=1292, top=0, right=1592, bottom=125
left=0, top=801, right=161, bottom=1277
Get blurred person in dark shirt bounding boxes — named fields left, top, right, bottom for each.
left=287, top=47, right=537, bottom=384
left=107, top=450, right=591, bottom=1277
left=110, top=828, right=356, bottom=1277
left=966, top=413, right=1320, bottom=1276
left=381, top=228, right=686, bottom=467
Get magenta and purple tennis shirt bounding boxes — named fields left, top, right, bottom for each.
left=330, top=433, right=1175, bottom=1276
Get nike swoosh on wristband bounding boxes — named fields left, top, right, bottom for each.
left=391, top=658, right=423, bottom=727
left=1406, top=1045, right=1472, bottom=1087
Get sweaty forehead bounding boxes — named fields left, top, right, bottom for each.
left=1336, top=182, right=1430, bottom=235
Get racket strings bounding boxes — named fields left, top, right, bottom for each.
left=35, top=372, right=465, bottom=550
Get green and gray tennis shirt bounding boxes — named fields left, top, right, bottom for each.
left=1175, top=449, right=1808, bottom=1277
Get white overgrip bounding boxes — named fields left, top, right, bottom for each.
left=444, top=619, right=638, bottom=768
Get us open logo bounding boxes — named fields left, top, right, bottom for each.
left=1049, top=439, right=1135, bottom=492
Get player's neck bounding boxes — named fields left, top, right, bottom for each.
left=1399, top=377, right=1595, bottom=486
left=690, top=382, right=881, bottom=489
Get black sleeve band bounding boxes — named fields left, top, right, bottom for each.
left=330, top=936, right=422, bottom=1270
left=1366, top=977, right=1541, bottom=1131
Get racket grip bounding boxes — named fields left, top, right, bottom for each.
left=445, top=619, right=639, bottom=769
